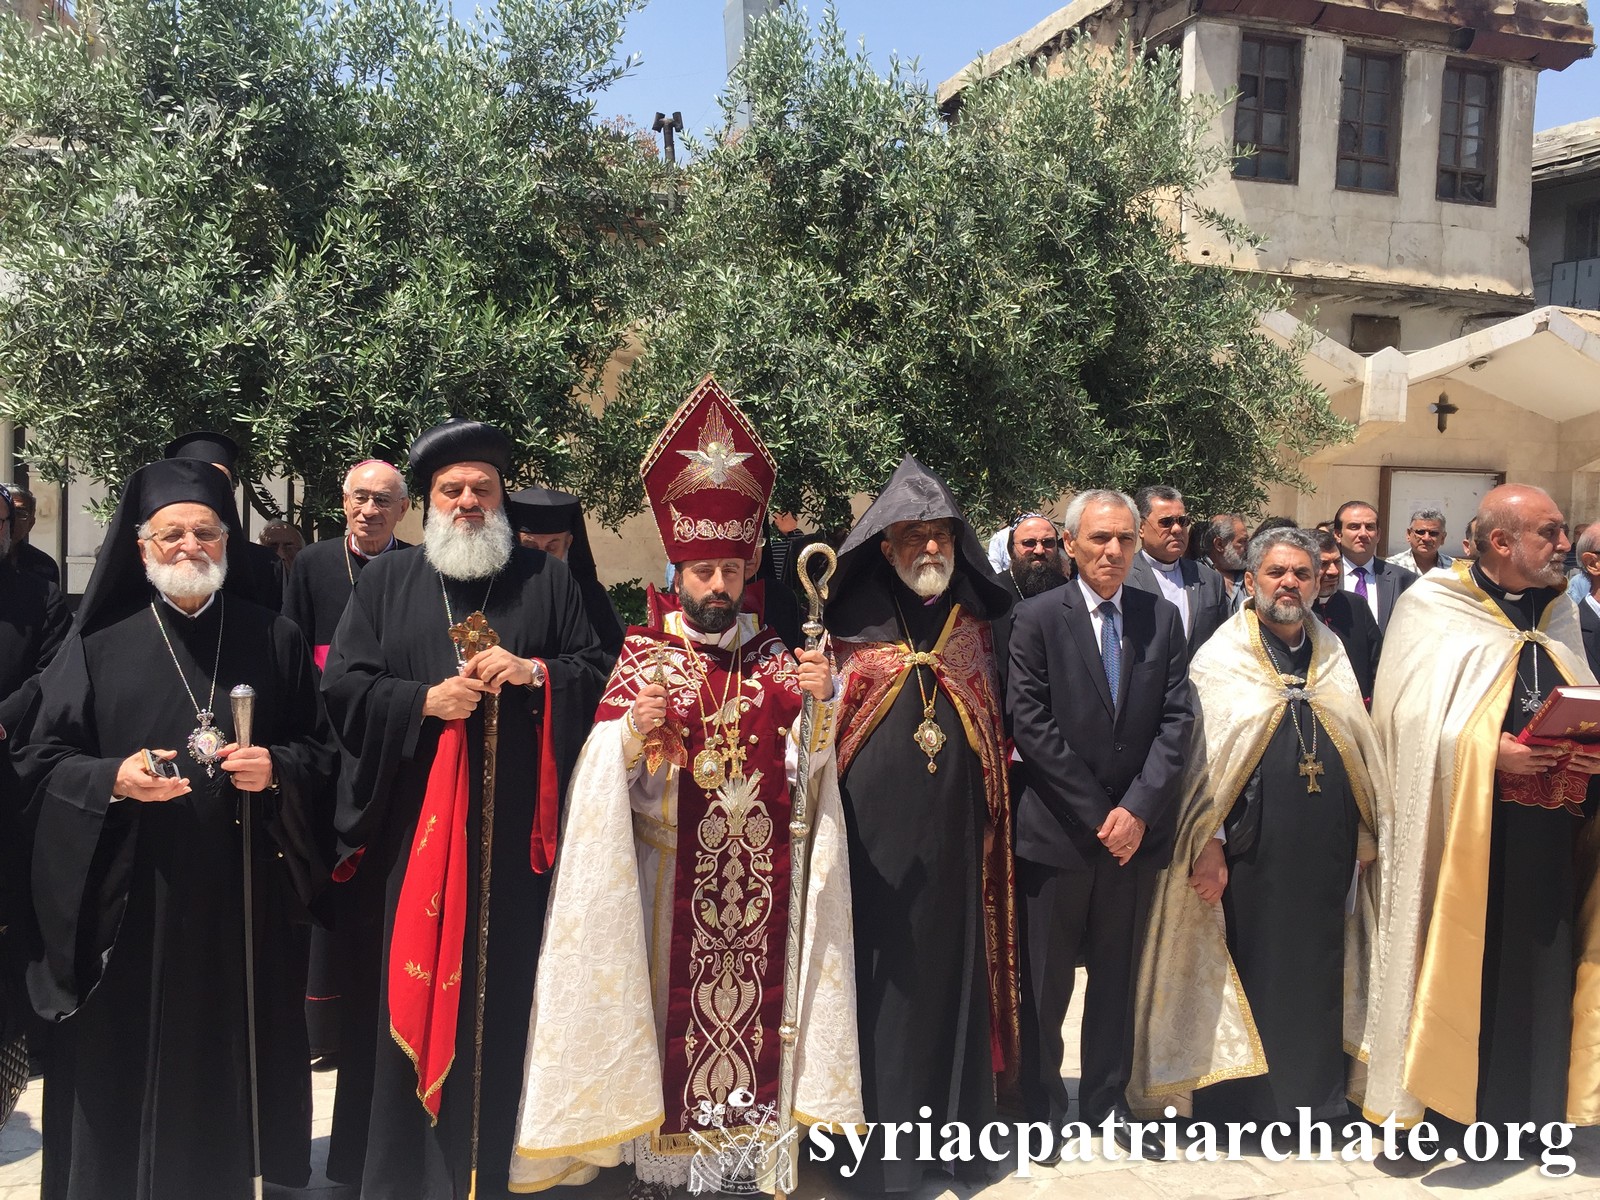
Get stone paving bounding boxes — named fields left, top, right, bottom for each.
left=4, top=971, right=1599, bottom=1198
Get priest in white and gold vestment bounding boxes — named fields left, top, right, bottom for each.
left=509, top=379, right=863, bottom=1196
left=1364, top=484, right=1600, bottom=1130
left=1130, top=527, right=1381, bottom=1119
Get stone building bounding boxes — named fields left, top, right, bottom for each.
left=942, top=0, right=1600, bottom=552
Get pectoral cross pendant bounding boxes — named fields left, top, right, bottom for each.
left=448, top=610, right=500, bottom=666
left=1299, top=753, right=1325, bottom=794
left=1521, top=691, right=1545, bottom=715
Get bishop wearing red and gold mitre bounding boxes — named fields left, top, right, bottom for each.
left=509, top=377, right=863, bottom=1197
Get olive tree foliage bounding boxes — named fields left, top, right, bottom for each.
left=0, top=0, right=659, bottom=524
left=584, top=9, right=1348, bottom=533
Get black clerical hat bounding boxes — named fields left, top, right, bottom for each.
left=163, top=430, right=241, bottom=474
left=76, top=459, right=251, bottom=634
left=507, top=486, right=580, bottom=535
left=407, top=419, right=513, bottom=494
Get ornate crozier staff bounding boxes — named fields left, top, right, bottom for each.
left=772, top=543, right=837, bottom=1199
left=448, top=611, right=501, bottom=1200
left=228, top=683, right=265, bottom=1200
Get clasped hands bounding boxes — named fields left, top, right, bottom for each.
left=1098, top=806, right=1145, bottom=867
left=114, top=743, right=275, bottom=802
left=1496, top=732, right=1600, bottom=776
left=626, top=647, right=832, bottom=737
left=424, top=647, right=543, bottom=721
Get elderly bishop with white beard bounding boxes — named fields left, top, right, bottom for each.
left=320, top=418, right=607, bottom=1200
left=20, top=458, right=336, bottom=1200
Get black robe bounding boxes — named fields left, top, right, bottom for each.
left=1196, top=630, right=1358, bottom=1124
left=831, top=582, right=995, bottom=1193
left=280, top=532, right=408, bottom=1181
left=320, top=544, right=606, bottom=1199
left=1470, top=565, right=1593, bottom=1125
left=19, top=593, right=335, bottom=1200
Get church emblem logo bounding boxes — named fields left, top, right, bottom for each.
left=686, top=1089, right=797, bottom=1195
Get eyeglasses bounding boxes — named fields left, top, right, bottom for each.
left=145, top=525, right=226, bottom=546
left=1017, top=537, right=1059, bottom=551
left=1408, top=528, right=1442, bottom=538
left=347, top=490, right=398, bottom=509
left=1154, top=515, right=1191, bottom=530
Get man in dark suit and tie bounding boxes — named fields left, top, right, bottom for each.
left=1333, top=499, right=1416, bottom=633
left=1574, top=524, right=1600, bottom=677
left=1007, top=489, right=1196, bottom=1159
left=1310, top=528, right=1383, bottom=704
left=1125, top=485, right=1230, bottom=653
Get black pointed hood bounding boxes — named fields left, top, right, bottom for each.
left=77, top=458, right=254, bottom=635
left=826, top=455, right=1013, bottom=639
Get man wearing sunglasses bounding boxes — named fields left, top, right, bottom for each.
left=1385, top=508, right=1453, bottom=577
left=1125, top=486, right=1230, bottom=653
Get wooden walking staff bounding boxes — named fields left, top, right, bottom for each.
left=773, top=543, right=837, bottom=1200
left=449, top=611, right=501, bottom=1200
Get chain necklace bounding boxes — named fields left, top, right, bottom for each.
left=1511, top=593, right=1546, bottom=715
left=1260, top=623, right=1324, bottom=795
left=150, top=597, right=228, bottom=776
left=893, top=597, right=947, bottom=774
left=344, top=535, right=356, bottom=587
left=439, top=572, right=496, bottom=667
left=678, top=621, right=745, bottom=792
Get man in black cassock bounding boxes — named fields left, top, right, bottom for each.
left=164, top=430, right=285, bottom=611
left=18, top=458, right=335, bottom=1200
left=1134, top=528, right=1379, bottom=1122
left=825, top=456, right=1018, bottom=1192
left=2, top=485, right=61, bottom=589
left=507, top=484, right=624, bottom=664
left=321, top=419, right=607, bottom=1199
left=282, top=456, right=411, bottom=1182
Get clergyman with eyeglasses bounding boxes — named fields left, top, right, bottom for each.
left=1124, top=485, right=1231, bottom=653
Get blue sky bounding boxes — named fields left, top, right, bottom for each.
left=592, top=2, right=1599, bottom=141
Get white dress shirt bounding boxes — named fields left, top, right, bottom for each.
left=1139, top=550, right=1190, bottom=635
left=1341, top=555, right=1381, bottom=625
left=1078, top=576, right=1124, bottom=647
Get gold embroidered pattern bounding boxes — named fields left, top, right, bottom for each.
left=404, top=960, right=432, bottom=984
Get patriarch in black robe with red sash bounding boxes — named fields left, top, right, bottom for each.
left=19, top=458, right=336, bottom=1199
left=321, top=419, right=606, bottom=1199
left=281, top=456, right=411, bottom=1182
left=825, top=456, right=1018, bottom=1193
left=510, top=377, right=861, bottom=1197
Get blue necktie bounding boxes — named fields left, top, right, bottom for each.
left=1099, top=601, right=1121, bottom=707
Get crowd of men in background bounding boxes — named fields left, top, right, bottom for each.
left=1, top=393, right=1597, bottom=1200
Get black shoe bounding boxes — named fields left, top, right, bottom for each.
left=1107, top=1107, right=1172, bottom=1162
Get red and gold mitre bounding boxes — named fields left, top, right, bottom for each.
left=640, top=376, right=775, bottom=564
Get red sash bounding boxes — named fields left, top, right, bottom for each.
left=529, top=659, right=559, bottom=873
left=388, top=719, right=470, bottom=1123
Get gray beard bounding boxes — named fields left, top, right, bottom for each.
left=1259, top=594, right=1308, bottom=626
left=1214, top=547, right=1246, bottom=572
left=424, top=505, right=514, bottom=581
left=145, top=554, right=228, bottom=602
left=895, top=553, right=954, bottom=600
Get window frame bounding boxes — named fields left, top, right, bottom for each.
left=1336, top=47, right=1402, bottom=195
left=1567, top=199, right=1600, bottom=262
left=1436, top=60, right=1500, bottom=207
left=1232, top=33, right=1302, bottom=185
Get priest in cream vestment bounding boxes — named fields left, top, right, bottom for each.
left=1130, top=528, right=1381, bottom=1120
left=509, top=380, right=863, bottom=1195
left=1365, top=484, right=1600, bottom=1130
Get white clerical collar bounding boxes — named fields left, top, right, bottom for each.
left=1077, top=576, right=1123, bottom=613
left=1140, top=549, right=1181, bottom=576
left=160, top=590, right=217, bottom=619
left=348, top=532, right=397, bottom=560
left=664, top=608, right=758, bottom=649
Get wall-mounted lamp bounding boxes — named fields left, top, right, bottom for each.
left=1430, top=392, right=1459, bottom=433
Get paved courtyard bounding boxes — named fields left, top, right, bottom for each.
left=4, top=971, right=1599, bottom=1198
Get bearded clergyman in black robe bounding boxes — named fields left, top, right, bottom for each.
left=164, top=430, right=285, bottom=612
left=18, top=458, right=336, bottom=1200
left=1130, top=528, right=1380, bottom=1123
left=824, top=455, right=1018, bottom=1193
left=281, top=456, right=411, bottom=1183
left=320, top=419, right=607, bottom=1199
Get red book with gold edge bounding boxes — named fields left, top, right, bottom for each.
left=1497, top=685, right=1600, bottom=817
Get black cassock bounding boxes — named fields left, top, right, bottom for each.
left=321, top=544, right=605, bottom=1199
left=281, top=533, right=408, bottom=1182
left=834, top=585, right=994, bottom=1193
left=21, top=594, right=334, bottom=1200
left=1196, top=630, right=1358, bottom=1124
left=1471, top=565, right=1593, bottom=1125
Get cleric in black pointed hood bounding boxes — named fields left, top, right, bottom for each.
left=826, top=454, right=1013, bottom=641
left=77, top=458, right=255, bottom=635
left=506, top=486, right=624, bottom=657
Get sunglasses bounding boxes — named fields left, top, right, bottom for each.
left=1153, top=515, right=1191, bottom=530
left=1017, top=537, right=1059, bottom=551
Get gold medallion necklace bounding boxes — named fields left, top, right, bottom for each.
left=893, top=597, right=946, bottom=774
left=680, top=622, right=745, bottom=792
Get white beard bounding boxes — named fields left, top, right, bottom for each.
left=424, top=504, right=514, bottom=581
left=895, top=552, right=954, bottom=600
left=146, top=553, right=228, bottom=602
